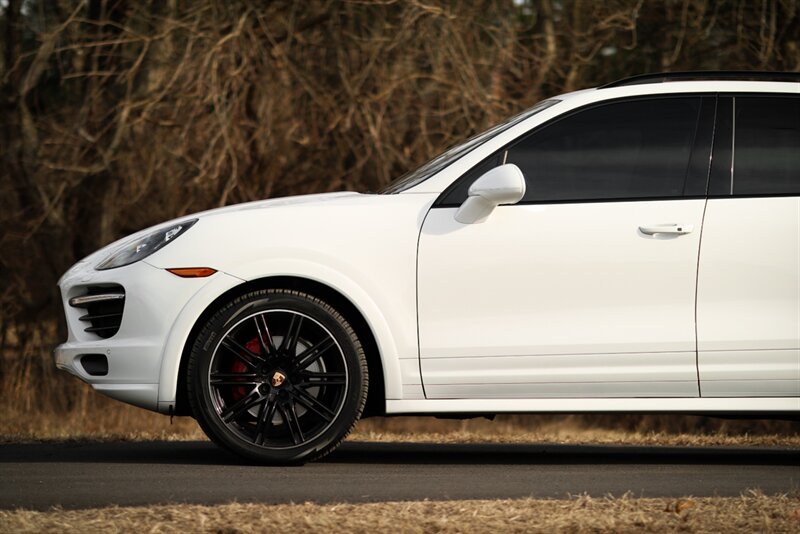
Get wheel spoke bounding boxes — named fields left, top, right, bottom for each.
left=295, top=370, right=347, bottom=388
left=219, top=388, right=263, bottom=423
left=293, top=337, right=335, bottom=371
left=279, top=314, right=304, bottom=354
left=277, top=401, right=305, bottom=445
left=254, top=314, right=276, bottom=357
left=253, top=396, right=278, bottom=445
left=220, top=338, right=264, bottom=369
left=292, top=387, right=335, bottom=421
left=210, top=372, right=259, bottom=387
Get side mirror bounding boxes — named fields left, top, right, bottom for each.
left=454, top=164, right=526, bottom=224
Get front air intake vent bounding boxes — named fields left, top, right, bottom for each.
left=80, top=354, right=109, bottom=376
left=69, top=285, right=125, bottom=339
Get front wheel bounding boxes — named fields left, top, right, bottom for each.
left=187, top=289, right=368, bottom=464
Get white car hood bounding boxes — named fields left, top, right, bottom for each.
left=190, top=192, right=360, bottom=219
left=71, top=192, right=361, bottom=273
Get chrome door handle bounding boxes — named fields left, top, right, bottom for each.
left=638, top=223, right=694, bottom=235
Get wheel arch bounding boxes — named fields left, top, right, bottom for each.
left=169, top=275, right=388, bottom=418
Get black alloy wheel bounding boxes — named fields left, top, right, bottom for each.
left=187, top=289, right=368, bottom=464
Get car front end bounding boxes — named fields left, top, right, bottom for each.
left=55, top=218, right=242, bottom=411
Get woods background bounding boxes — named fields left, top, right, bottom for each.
left=2, top=0, right=799, bottom=430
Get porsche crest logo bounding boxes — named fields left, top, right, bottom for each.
left=271, top=371, right=286, bottom=388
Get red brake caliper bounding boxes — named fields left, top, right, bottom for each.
left=229, top=338, right=261, bottom=401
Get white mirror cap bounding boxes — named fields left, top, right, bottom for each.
left=467, top=163, right=526, bottom=205
left=455, top=164, right=526, bottom=224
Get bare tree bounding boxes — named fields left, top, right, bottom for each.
left=1, top=0, right=798, bottom=412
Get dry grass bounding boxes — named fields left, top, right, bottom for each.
left=2, top=386, right=798, bottom=533
left=354, top=415, right=800, bottom=448
left=351, top=429, right=800, bottom=448
left=2, top=389, right=799, bottom=448
left=2, top=493, right=800, bottom=533
left=0, top=396, right=206, bottom=443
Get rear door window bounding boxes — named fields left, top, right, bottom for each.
left=733, top=96, right=800, bottom=196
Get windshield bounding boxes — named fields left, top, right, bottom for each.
left=380, top=99, right=559, bottom=193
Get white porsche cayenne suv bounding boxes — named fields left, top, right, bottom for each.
left=56, top=72, right=800, bottom=464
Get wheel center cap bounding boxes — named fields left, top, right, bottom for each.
left=270, top=371, right=287, bottom=388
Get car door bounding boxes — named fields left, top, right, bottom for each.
left=417, top=96, right=715, bottom=399
left=697, top=95, right=800, bottom=397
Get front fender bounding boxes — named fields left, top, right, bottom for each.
left=156, top=257, right=409, bottom=414
left=156, top=270, right=246, bottom=413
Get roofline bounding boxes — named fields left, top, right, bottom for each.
left=600, top=71, right=800, bottom=88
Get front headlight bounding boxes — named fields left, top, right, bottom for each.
left=96, top=219, right=198, bottom=270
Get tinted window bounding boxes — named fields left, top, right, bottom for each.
left=733, top=97, right=800, bottom=196
left=381, top=99, right=559, bottom=194
left=506, top=98, right=702, bottom=202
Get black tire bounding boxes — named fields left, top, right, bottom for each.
left=187, top=289, right=368, bottom=464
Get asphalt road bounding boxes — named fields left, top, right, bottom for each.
left=1, top=441, right=798, bottom=510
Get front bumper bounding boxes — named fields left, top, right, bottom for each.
left=55, top=259, right=227, bottom=411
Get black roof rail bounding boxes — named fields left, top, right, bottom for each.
left=600, top=71, right=800, bottom=88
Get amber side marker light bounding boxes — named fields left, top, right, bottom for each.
left=167, top=267, right=217, bottom=278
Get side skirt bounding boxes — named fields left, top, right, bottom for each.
left=386, top=397, right=800, bottom=415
